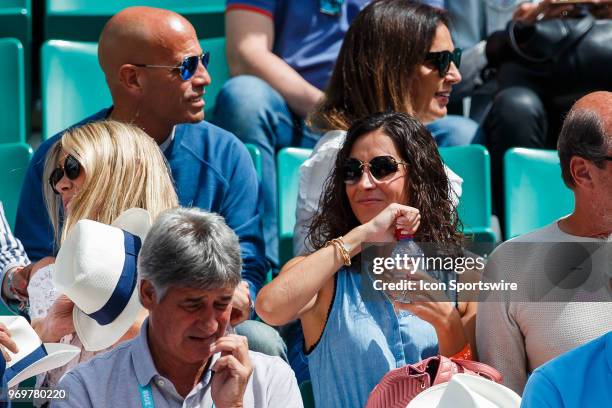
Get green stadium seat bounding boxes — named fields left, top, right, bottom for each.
left=277, top=147, right=312, bottom=266
left=42, top=40, right=110, bottom=139
left=439, top=145, right=496, bottom=244
left=0, top=38, right=26, bottom=144
left=0, top=2, right=31, bottom=136
left=0, top=1, right=31, bottom=45
left=245, top=143, right=262, bottom=181
left=42, top=38, right=229, bottom=139
left=45, top=0, right=225, bottom=41
left=504, top=148, right=574, bottom=240
left=0, top=143, right=33, bottom=229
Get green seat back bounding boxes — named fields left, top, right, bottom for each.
left=504, top=148, right=574, bottom=240
left=0, top=1, right=31, bottom=46
left=42, top=38, right=229, bottom=139
left=45, top=0, right=225, bottom=41
left=277, top=147, right=312, bottom=266
left=0, top=143, right=33, bottom=229
left=439, top=145, right=495, bottom=243
left=0, top=38, right=26, bottom=143
left=42, top=40, right=110, bottom=139
left=0, top=1, right=31, bottom=135
left=245, top=143, right=262, bottom=181
left=439, top=145, right=491, bottom=229
left=202, top=37, right=230, bottom=121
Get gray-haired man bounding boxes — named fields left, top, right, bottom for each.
left=53, top=208, right=302, bottom=408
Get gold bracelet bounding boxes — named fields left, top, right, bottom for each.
left=325, top=236, right=351, bottom=266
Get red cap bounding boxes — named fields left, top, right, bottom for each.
left=395, top=228, right=414, bottom=240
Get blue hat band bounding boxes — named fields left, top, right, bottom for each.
left=3, top=344, right=47, bottom=385
left=87, top=230, right=141, bottom=326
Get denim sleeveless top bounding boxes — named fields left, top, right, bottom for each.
left=306, top=267, right=439, bottom=408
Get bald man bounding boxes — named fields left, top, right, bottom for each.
left=476, top=91, right=612, bottom=393
left=15, top=7, right=284, bottom=358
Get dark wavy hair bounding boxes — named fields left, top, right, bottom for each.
left=307, top=112, right=462, bottom=251
left=310, top=0, right=449, bottom=131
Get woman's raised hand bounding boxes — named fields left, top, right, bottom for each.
left=361, top=203, right=420, bottom=243
left=33, top=294, right=75, bottom=342
left=9, top=257, right=56, bottom=301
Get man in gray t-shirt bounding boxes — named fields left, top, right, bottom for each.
left=476, top=91, right=612, bottom=394
left=53, top=208, right=302, bottom=408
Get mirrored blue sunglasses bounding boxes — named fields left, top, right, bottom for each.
left=133, top=51, right=210, bottom=81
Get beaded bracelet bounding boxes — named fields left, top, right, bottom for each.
left=451, top=343, right=473, bottom=361
left=325, top=236, right=351, bottom=266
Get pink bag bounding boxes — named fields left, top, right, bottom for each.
left=365, top=355, right=503, bottom=408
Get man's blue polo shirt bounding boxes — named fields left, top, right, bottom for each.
left=521, top=331, right=612, bottom=407
left=15, top=108, right=267, bottom=301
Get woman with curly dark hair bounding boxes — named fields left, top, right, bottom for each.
left=308, top=114, right=462, bottom=251
left=256, top=112, right=476, bottom=407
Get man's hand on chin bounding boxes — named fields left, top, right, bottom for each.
left=210, top=334, right=253, bottom=408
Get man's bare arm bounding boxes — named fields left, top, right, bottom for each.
left=226, top=9, right=323, bottom=118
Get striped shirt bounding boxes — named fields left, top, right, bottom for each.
left=0, top=202, right=29, bottom=274
left=0, top=202, right=29, bottom=313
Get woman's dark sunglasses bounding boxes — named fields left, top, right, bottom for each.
left=133, top=51, right=210, bottom=81
left=342, top=156, right=407, bottom=185
left=49, top=155, right=81, bottom=194
left=425, top=48, right=462, bottom=77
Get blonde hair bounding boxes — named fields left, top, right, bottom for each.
left=43, top=120, right=179, bottom=246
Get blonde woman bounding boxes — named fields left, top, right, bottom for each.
left=26, top=120, right=178, bottom=388
left=42, top=121, right=177, bottom=246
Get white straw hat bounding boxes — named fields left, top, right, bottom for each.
left=53, top=208, right=151, bottom=351
left=1, top=316, right=80, bottom=388
left=407, top=374, right=521, bottom=408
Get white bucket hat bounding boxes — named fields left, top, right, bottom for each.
left=54, top=208, right=151, bottom=352
left=1, top=316, right=80, bottom=388
left=407, top=374, right=521, bottom=408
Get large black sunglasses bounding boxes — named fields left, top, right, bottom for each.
left=133, top=51, right=210, bottom=81
left=425, top=48, right=462, bottom=77
left=342, top=156, right=407, bottom=185
left=49, top=155, right=81, bottom=194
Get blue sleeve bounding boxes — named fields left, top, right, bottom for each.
left=14, top=138, right=58, bottom=262
left=51, top=372, right=93, bottom=408
left=0, top=202, right=29, bottom=273
left=0, top=202, right=29, bottom=317
left=521, top=371, right=564, bottom=408
left=220, top=142, right=268, bottom=303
